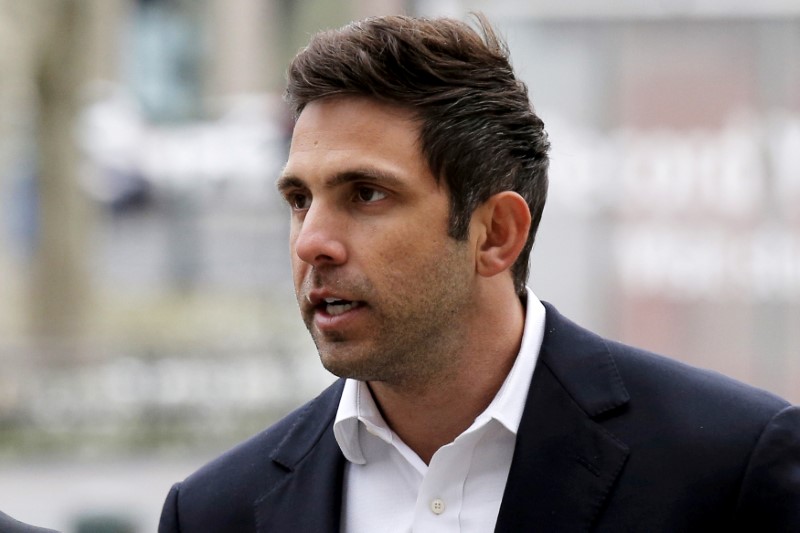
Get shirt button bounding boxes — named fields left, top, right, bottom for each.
left=430, top=498, right=445, bottom=515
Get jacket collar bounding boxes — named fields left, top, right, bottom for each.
left=255, top=379, right=347, bottom=533
left=496, top=302, right=630, bottom=531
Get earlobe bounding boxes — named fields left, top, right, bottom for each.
left=475, top=192, right=531, bottom=278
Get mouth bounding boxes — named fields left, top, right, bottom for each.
left=319, top=297, right=364, bottom=316
left=304, top=290, right=367, bottom=319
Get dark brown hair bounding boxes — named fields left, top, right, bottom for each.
left=285, top=14, right=549, bottom=296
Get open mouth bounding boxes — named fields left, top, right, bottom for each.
left=320, top=297, right=364, bottom=316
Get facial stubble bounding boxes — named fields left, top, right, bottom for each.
left=302, top=241, right=474, bottom=390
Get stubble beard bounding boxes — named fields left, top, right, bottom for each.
left=302, top=244, right=473, bottom=391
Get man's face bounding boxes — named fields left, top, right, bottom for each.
left=278, top=97, right=477, bottom=387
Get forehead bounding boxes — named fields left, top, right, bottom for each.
left=292, top=96, right=418, bottom=146
left=283, top=97, right=434, bottom=187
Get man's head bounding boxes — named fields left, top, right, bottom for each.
left=285, top=14, right=549, bottom=296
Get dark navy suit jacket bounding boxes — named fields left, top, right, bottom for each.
left=159, top=303, right=800, bottom=532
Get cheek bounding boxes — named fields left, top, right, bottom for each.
left=373, top=211, right=453, bottom=264
left=376, top=233, right=456, bottom=285
left=288, top=226, right=303, bottom=266
left=289, top=250, right=307, bottom=289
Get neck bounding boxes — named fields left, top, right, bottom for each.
left=368, top=283, right=526, bottom=464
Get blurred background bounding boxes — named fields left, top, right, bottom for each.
left=0, top=0, right=798, bottom=530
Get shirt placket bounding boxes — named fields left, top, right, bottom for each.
left=410, top=428, right=482, bottom=532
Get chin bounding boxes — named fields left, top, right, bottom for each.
left=319, top=353, right=376, bottom=381
left=320, top=361, right=361, bottom=380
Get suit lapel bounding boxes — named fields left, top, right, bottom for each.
left=254, top=380, right=346, bottom=533
left=495, top=304, right=630, bottom=532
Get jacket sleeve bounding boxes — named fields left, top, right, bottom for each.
left=735, top=405, right=800, bottom=532
left=158, top=482, right=182, bottom=533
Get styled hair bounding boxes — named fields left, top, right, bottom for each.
left=285, top=14, right=549, bottom=295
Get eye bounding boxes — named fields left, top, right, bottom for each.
left=286, top=192, right=311, bottom=210
left=355, top=186, right=387, bottom=203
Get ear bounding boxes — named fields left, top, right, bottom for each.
left=472, top=191, right=532, bottom=278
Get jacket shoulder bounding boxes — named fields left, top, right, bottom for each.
left=163, top=379, right=344, bottom=531
left=607, top=338, right=790, bottom=421
left=538, top=303, right=799, bottom=530
left=539, top=301, right=792, bottom=481
left=0, top=511, right=59, bottom=533
left=540, top=301, right=790, bottom=423
left=186, top=378, right=343, bottom=486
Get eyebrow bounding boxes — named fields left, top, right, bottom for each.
left=276, top=168, right=408, bottom=193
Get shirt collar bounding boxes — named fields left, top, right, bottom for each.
left=333, top=379, right=390, bottom=465
left=478, top=288, right=545, bottom=434
left=333, top=287, right=546, bottom=464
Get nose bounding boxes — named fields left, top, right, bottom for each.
left=293, top=202, right=348, bottom=267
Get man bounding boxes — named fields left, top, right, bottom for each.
left=159, top=14, right=800, bottom=532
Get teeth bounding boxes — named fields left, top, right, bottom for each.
left=326, top=301, right=357, bottom=316
left=324, top=297, right=338, bottom=303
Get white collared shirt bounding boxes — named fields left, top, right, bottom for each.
left=333, top=288, right=546, bottom=532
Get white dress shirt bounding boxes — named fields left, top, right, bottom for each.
left=333, top=288, right=546, bottom=532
